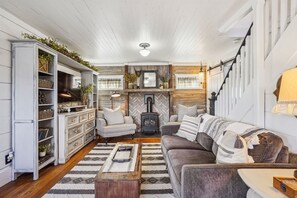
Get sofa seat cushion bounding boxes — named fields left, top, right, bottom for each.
left=161, top=135, right=205, bottom=152
left=101, top=123, right=136, bottom=133
left=167, top=149, right=216, bottom=183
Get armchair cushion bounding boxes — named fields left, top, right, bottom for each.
left=103, top=106, right=124, bottom=125
left=124, top=116, right=134, bottom=124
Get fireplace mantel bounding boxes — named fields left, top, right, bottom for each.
left=125, top=88, right=173, bottom=93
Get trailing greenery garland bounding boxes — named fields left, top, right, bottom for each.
left=22, top=33, right=98, bottom=72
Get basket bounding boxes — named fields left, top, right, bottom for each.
left=39, top=58, right=49, bottom=73
left=39, top=79, right=53, bottom=89
left=39, top=109, right=54, bottom=120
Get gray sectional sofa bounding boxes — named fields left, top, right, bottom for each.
left=161, top=113, right=296, bottom=198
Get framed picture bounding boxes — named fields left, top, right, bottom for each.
left=38, top=128, right=49, bottom=141
left=143, top=71, right=158, bottom=88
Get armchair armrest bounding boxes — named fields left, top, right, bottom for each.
left=96, top=118, right=107, bottom=131
left=161, top=123, right=180, bottom=136
left=181, top=163, right=297, bottom=198
left=124, top=116, right=134, bottom=124
left=169, top=115, right=178, bottom=122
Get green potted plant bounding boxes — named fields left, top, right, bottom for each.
left=160, top=73, right=171, bottom=89
left=39, top=144, right=48, bottom=157
left=80, top=84, right=93, bottom=106
left=125, top=73, right=138, bottom=89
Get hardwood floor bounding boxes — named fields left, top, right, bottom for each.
left=0, top=136, right=160, bottom=198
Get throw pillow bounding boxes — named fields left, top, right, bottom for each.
left=176, top=115, right=201, bottom=141
left=177, top=104, right=197, bottom=122
left=216, top=130, right=254, bottom=164
left=103, top=106, right=124, bottom=125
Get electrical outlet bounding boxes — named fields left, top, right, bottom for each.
left=5, top=152, right=13, bottom=164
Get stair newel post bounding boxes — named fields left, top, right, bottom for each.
left=208, top=92, right=217, bottom=116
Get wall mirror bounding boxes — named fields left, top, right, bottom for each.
left=143, top=71, right=157, bottom=88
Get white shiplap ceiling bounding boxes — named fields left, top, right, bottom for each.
left=0, top=0, right=251, bottom=66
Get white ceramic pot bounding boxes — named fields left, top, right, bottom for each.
left=39, top=151, right=46, bottom=157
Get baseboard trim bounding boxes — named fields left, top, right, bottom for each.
left=0, top=166, right=12, bottom=187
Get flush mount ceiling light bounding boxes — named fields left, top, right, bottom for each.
left=139, top=43, right=150, bottom=57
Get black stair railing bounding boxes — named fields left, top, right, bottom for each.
left=216, top=23, right=253, bottom=98
left=208, top=23, right=253, bottom=115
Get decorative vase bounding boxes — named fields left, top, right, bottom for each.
left=163, top=82, right=169, bottom=89
left=39, top=151, right=46, bottom=157
left=81, top=94, right=88, bottom=105
left=128, top=82, right=133, bottom=89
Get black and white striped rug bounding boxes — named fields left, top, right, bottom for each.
left=44, top=143, right=174, bottom=198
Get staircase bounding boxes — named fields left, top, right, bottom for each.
left=211, top=0, right=297, bottom=121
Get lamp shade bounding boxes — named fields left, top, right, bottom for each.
left=111, top=92, right=121, bottom=98
left=139, top=49, right=150, bottom=57
left=272, top=67, right=297, bottom=115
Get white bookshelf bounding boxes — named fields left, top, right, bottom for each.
left=11, top=41, right=58, bottom=180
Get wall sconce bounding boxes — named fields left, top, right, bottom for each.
left=110, top=91, right=121, bottom=109
left=272, top=67, right=297, bottom=117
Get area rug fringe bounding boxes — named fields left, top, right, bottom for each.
left=44, top=143, right=174, bottom=197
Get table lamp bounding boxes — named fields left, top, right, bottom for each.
left=272, top=67, right=297, bottom=117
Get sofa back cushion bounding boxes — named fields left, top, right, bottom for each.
left=103, top=106, right=124, bottom=125
left=176, top=115, right=200, bottom=141
left=248, top=132, right=284, bottom=163
left=177, top=104, right=197, bottom=122
left=216, top=130, right=254, bottom=164
left=196, top=133, right=214, bottom=151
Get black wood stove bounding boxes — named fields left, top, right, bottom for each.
left=141, top=95, right=159, bottom=134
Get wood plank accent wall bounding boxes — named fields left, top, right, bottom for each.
left=97, top=65, right=207, bottom=117
left=172, top=66, right=207, bottom=114
left=96, top=66, right=126, bottom=110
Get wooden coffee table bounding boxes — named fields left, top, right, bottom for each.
left=94, top=143, right=142, bottom=198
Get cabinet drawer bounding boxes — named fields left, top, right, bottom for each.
left=79, top=113, right=88, bottom=123
left=84, top=130, right=94, bottom=143
left=85, top=120, right=95, bottom=131
left=88, top=111, right=95, bottom=119
left=68, top=137, right=83, bottom=154
left=68, top=125, right=83, bottom=140
left=67, top=116, right=79, bottom=126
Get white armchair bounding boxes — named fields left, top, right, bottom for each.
left=96, top=110, right=136, bottom=143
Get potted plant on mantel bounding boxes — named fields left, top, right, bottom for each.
left=125, top=73, right=138, bottom=89
left=160, top=73, right=171, bottom=89
left=80, top=84, right=93, bottom=106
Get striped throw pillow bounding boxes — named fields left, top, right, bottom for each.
left=216, top=130, right=254, bottom=164
left=176, top=115, right=200, bottom=141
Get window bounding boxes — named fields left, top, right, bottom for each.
left=98, top=75, right=124, bottom=90
left=175, top=74, right=204, bottom=89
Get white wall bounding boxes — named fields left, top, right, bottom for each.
left=0, top=8, right=46, bottom=187
left=264, top=15, right=297, bottom=153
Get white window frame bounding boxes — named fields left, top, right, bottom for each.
left=175, top=74, right=204, bottom=90
left=98, top=75, right=124, bottom=90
